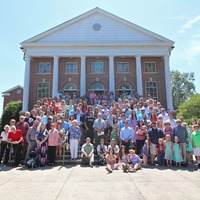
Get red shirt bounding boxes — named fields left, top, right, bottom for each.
left=8, top=130, right=24, bottom=143
left=158, top=143, right=164, bottom=154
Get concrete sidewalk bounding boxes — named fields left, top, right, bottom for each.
left=0, top=164, right=199, bottom=200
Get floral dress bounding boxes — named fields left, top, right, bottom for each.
left=36, top=130, right=48, bottom=167
left=164, top=141, right=173, bottom=160
left=97, top=145, right=107, bottom=165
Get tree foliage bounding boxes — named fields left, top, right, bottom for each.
left=1, top=101, right=22, bottom=131
left=171, top=70, right=196, bottom=109
left=177, top=94, right=200, bottom=123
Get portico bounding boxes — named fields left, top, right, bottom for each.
left=21, top=7, right=174, bottom=111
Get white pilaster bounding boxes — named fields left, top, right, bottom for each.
left=80, top=56, right=86, bottom=96
left=164, top=55, right=173, bottom=111
left=52, top=56, right=59, bottom=98
left=22, top=56, right=31, bottom=112
left=136, top=55, right=143, bottom=96
left=109, top=56, right=115, bottom=93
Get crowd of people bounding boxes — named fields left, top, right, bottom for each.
left=0, top=90, right=200, bottom=173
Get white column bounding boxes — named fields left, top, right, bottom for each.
left=80, top=56, right=86, bottom=96
left=52, top=56, right=59, bottom=98
left=136, top=55, right=143, bottom=96
left=164, top=55, right=173, bottom=111
left=109, top=56, right=115, bottom=93
left=22, top=56, right=31, bottom=112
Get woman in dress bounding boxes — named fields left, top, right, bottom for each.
left=56, top=122, right=65, bottom=159
left=118, top=145, right=129, bottom=172
left=35, top=124, right=48, bottom=167
left=97, top=138, right=108, bottom=165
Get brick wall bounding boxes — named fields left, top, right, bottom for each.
left=3, top=87, right=23, bottom=109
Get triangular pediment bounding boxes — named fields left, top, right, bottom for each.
left=21, top=8, right=174, bottom=46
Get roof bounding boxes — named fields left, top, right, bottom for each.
left=21, top=7, right=174, bottom=48
left=2, top=85, right=24, bottom=94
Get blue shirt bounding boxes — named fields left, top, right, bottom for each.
left=68, top=126, right=82, bottom=140
left=120, top=127, right=132, bottom=141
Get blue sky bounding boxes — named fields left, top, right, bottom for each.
left=0, top=0, right=200, bottom=115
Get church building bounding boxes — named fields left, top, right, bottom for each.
left=20, top=7, right=174, bottom=111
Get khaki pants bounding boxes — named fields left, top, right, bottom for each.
left=180, top=143, right=187, bottom=162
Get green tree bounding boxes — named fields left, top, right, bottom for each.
left=177, top=94, right=200, bottom=123
left=171, top=70, right=196, bottom=109
left=1, top=101, right=22, bottom=131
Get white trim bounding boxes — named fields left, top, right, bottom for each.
left=2, top=93, right=10, bottom=97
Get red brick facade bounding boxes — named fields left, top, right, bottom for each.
left=27, top=56, right=166, bottom=110
left=2, top=86, right=23, bottom=109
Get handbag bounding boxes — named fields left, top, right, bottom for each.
left=66, top=141, right=70, bottom=151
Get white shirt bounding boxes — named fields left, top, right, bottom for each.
left=0, top=131, right=8, bottom=141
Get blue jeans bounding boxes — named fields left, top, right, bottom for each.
left=158, top=153, right=165, bottom=165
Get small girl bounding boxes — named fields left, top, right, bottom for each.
left=157, top=138, right=165, bottom=166
left=141, top=134, right=149, bottom=167
left=173, top=136, right=183, bottom=167
left=164, top=134, right=173, bottom=167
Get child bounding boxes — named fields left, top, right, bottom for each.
left=110, top=125, right=119, bottom=144
left=186, top=125, right=193, bottom=164
left=141, top=134, right=149, bottom=167
left=157, top=138, right=165, bottom=166
left=128, top=149, right=142, bottom=172
left=164, top=134, right=173, bottom=167
left=173, top=136, right=183, bottom=167
left=191, top=124, right=200, bottom=168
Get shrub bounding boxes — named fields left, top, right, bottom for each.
left=1, top=101, right=22, bottom=131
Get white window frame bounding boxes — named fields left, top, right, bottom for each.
left=37, top=82, right=50, bottom=100
left=91, top=61, right=104, bottom=74
left=65, top=62, right=78, bottom=74
left=38, top=63, right=51, bottom=74
left=145, top=81, right=158, bottom=100
left=144, top=62, right=157, bottom=73
left=117, top=62, right=129, bottom=73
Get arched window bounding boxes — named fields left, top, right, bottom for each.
left=90, top=82, right=105, bottom=90
left=63, top=82, right=77, bottom=91
left=118, top=82, right=132, bottom=90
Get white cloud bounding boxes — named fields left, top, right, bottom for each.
left=179, top=15, right=200, bottom=33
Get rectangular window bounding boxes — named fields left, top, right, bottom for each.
left=145, top=81, right=158, bottom=100
left=117, top=62, right=129, bottom=73
left=144, top=62, right=157, bottom=73
left=37, top=82, right=50, bottom=99
left=91, top=61, right=104, bottom=73
left=66, top=63, right=78, bottom=74
left=38, top=63, right=51, bottom=73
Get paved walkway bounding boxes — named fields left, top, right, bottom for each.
left=0, top=164, right=200, bottom=200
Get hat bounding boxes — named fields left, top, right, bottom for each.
left=176, top=119, right=181, bottom=122
left=164, top=121, right=171, bottom=125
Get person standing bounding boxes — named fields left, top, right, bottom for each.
left=48, top=123, right=60, bottom=165
left=7, top=126, right=24, bottom=167
left=84, top=111, right=95, bottom=143
left=120, top=120, right=132, bottom=154
left=25, top=120, right=39, bottom=162
left=67, top=120, right=82, bottom=160
left=16, top=116, right=29, bottom=160
left=93, top=113, right=106, bottom=147
left=173, top=119, right=188, bottom=165
left=148, top=121, right=164, bottom=165
left=0, top=125, right=10, bottom=165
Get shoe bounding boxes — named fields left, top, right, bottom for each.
left=122, top=165, right=127, bottom=172
left=89, top=164, right=94, bottom=168
left=105, top=167, right=112, bottom=173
